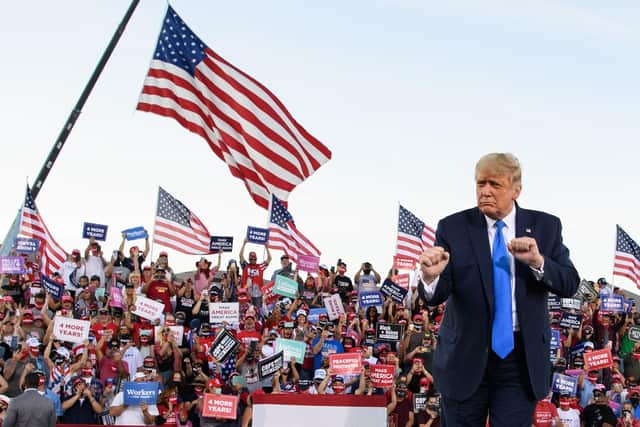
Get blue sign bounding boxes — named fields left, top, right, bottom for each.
left=547, top=295, right=561, bottom=311
left=550, top=329, right=561, bottom=350
left=308, top=308, right=328, bottom=324
left=551, top=373, right=578, bottom=396
left=627, top=298, right=636, bottom=314
left=209, top=236, right=233, bottom=252
left=569, top=343, right=585, bottom=358
left=122, top=381, right=159, bottom=405
left=246, top=226, right=269, bottom=244
left=83, top=222, right=108, bottom=241
left=13, top=238, right=39, bottom=253
left=122, top=226, right=148, bottom=241
left=601, top=295, right=625, bottom=313
left=42, top=275, right=64, bottom=300
left=359, top=291, right=383, bottom=308
left=380, top=281, right=408, bottom=304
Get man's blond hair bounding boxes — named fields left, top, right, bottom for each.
left=475, top=153, right=522, bottom=185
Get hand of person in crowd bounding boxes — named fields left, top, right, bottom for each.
left=24, top=362, right=35, bottom=374
left=83, top=387, right=93, bottom=398
left=140, top=402, right=148, bottom=413
left=290, top=356, right=297, bottom=365
left=104, top=381, right=114, bottom=396
left=507, top=237, right=544, bottom=269
left=420, top=247, right=450, bottom=283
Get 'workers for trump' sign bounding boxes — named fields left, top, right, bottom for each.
left=123, top=382, right=159, bottom=405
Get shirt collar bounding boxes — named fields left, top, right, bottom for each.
left=484, top=204, right=516, bottom=231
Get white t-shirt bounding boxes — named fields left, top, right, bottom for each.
left=557, top=407, right=580, bottom=427
left=111, top=391, right=158, bottom=425
left=122, top=346, right=143, bottom=380
left=85, top=255, right=105, bottom=287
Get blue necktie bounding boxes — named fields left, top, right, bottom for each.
left=491, top=220, right=513, bottom=359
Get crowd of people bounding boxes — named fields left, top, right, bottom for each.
left=0, top=231, right=636, bottom=427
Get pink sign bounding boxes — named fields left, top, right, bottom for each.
left=109, top=286, right=125, bottom=309
left=201, top=393, right=238, bottom=419
left=329, top=353, right=362, bottom=375
left=297, top=254, right=320, bottom=273
left=370, top=364, right=395, bottom=387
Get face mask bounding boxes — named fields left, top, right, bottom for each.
left=397, top=390, right=407, bottom=398
left=338, top=267, right=346, bottom=274
left=82, top=368, right=92, bottom=377
left=332, top=385, right=345, bottom=393
left=29, top=347, right=39, bottom=357
left=213, top=387, right=222, bottom=395
left=419, top=387, right=427, bottom=394
left=559, top=403, right=570, bottom=410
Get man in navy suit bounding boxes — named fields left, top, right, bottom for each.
left=418, top=153, right=579, bottom=426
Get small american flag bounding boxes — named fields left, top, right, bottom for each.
left=137, top=6, right=332, bottom=209
left=19, top=186, right=67, bottom=276
left=153, top=187, right=212, bottom=255
left=396, top=205, right=435, bottom=262
left=613, top=225, right=640, bottom=287
left=267, top=195, right=320, bottom=262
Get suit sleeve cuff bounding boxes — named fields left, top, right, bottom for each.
left=529, top=258, right=545, bottom=281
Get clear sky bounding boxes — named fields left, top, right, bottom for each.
left=0, top=1, right=638, bottom=291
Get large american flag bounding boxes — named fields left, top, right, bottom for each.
left=395, top=205, right=435, bottom=262
left=153, top=187, right=212, bottom=255
left=18, top=186, right=67, bottom=276
left=137, top=6, right=332, bottom=210
left=613, top=225, right=640, bottom=287
left=267, top=195, right=320, bottom=262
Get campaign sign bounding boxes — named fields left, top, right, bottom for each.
left=13, top=237, right=39, bottom=253
left=329, top=353, right=362, bottom=375
left=275, top=338, right=306, bottom=362
left=376, top=323, right=403, bottom=342
left=123, top=381, right=159, bottom=405
left=273, top=275, right=299, bottom=299
left=133, top=296, right=164, bottom=321
left=258, top=351, right=284, bottom=380
left=209, top=303, right=240, bottom=325
left=601, top=295, right=625, bottom=314
left=209, top=236, right=233, bottom=252
left=0, top=257, right=25, bottom=274
left=393, top=255, right=415, bottom=270
left=201, top=394, right=238, bottom=420
left=246, top=226, right=269, bottom=244
left=380, top=281, right=408, bottom=304
left=577, top=279, right=598, bottom=301
left=561, top=298, right=582, bottom=311
left=122, top=226, right=148, bottom=241
left=42, top=275, right=63, bottom=300
left=297, top=254, right=320, bottom=273
left=370, top=364, right=395, bottom=388
left=208, top=329, right=241, bottom=362
left=109, top=286, right=125, bottom=309
left=53, top=317, right=90, bottom=343
left=551, top=373, right=578, bottom=396
left=559, top=312, right=582, bottom=329
left=359, top=291, right=383, bottom=308
left=584, top=348, right=614, bottom=370
left=323, top=294, right=345, bottom=321
left=547, top=295, right=562, bottom=311
left=413, top=394, right=428, bottom=413
left=154, top=326, right=184, bottom=345
left=82, top=222, right=108, bottom=241
left=392, top=274, right=411, bottom=290
left=550, top=329, right=561, bottom=350
left=629, top=326, right=640, bottom=343
left=308, top=308, right=328, bottom=324
left=260, top=281, right=280, bottom=305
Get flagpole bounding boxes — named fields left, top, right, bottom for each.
left=149, top=187, right=160, bottom=265
left=0, top=0, right=141, bottom=255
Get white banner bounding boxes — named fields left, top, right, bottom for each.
left=53, top=317, right=90, bottom=343
left=323, top=294, right=345, bottom=321
left=134, top=296, right=164, bottom=321
left=209, top=302, right=240, bottom=324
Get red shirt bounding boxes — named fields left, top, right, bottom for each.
left=91, top=322, right=118, bottom=350
left=534, top=400, right=558, bottom=427
left=237, top=330, right=261, bottom=348
left=99, top=356, right=128, bottom=384
left=146, top=280, right=172, bottom=313
left=241, top=263, right=267, bottom=288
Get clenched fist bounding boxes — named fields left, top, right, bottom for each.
left=420, top=247, right=450, bottom=283
left=507, top=237, right=543, bottom=269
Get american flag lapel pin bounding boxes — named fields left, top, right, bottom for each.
left=525, top=228, right=532, bottom=234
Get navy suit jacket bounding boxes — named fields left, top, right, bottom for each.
left=418, top=205, right=579, bottom=401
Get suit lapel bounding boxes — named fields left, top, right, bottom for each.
left=467, top=209, right=494, bottom=314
